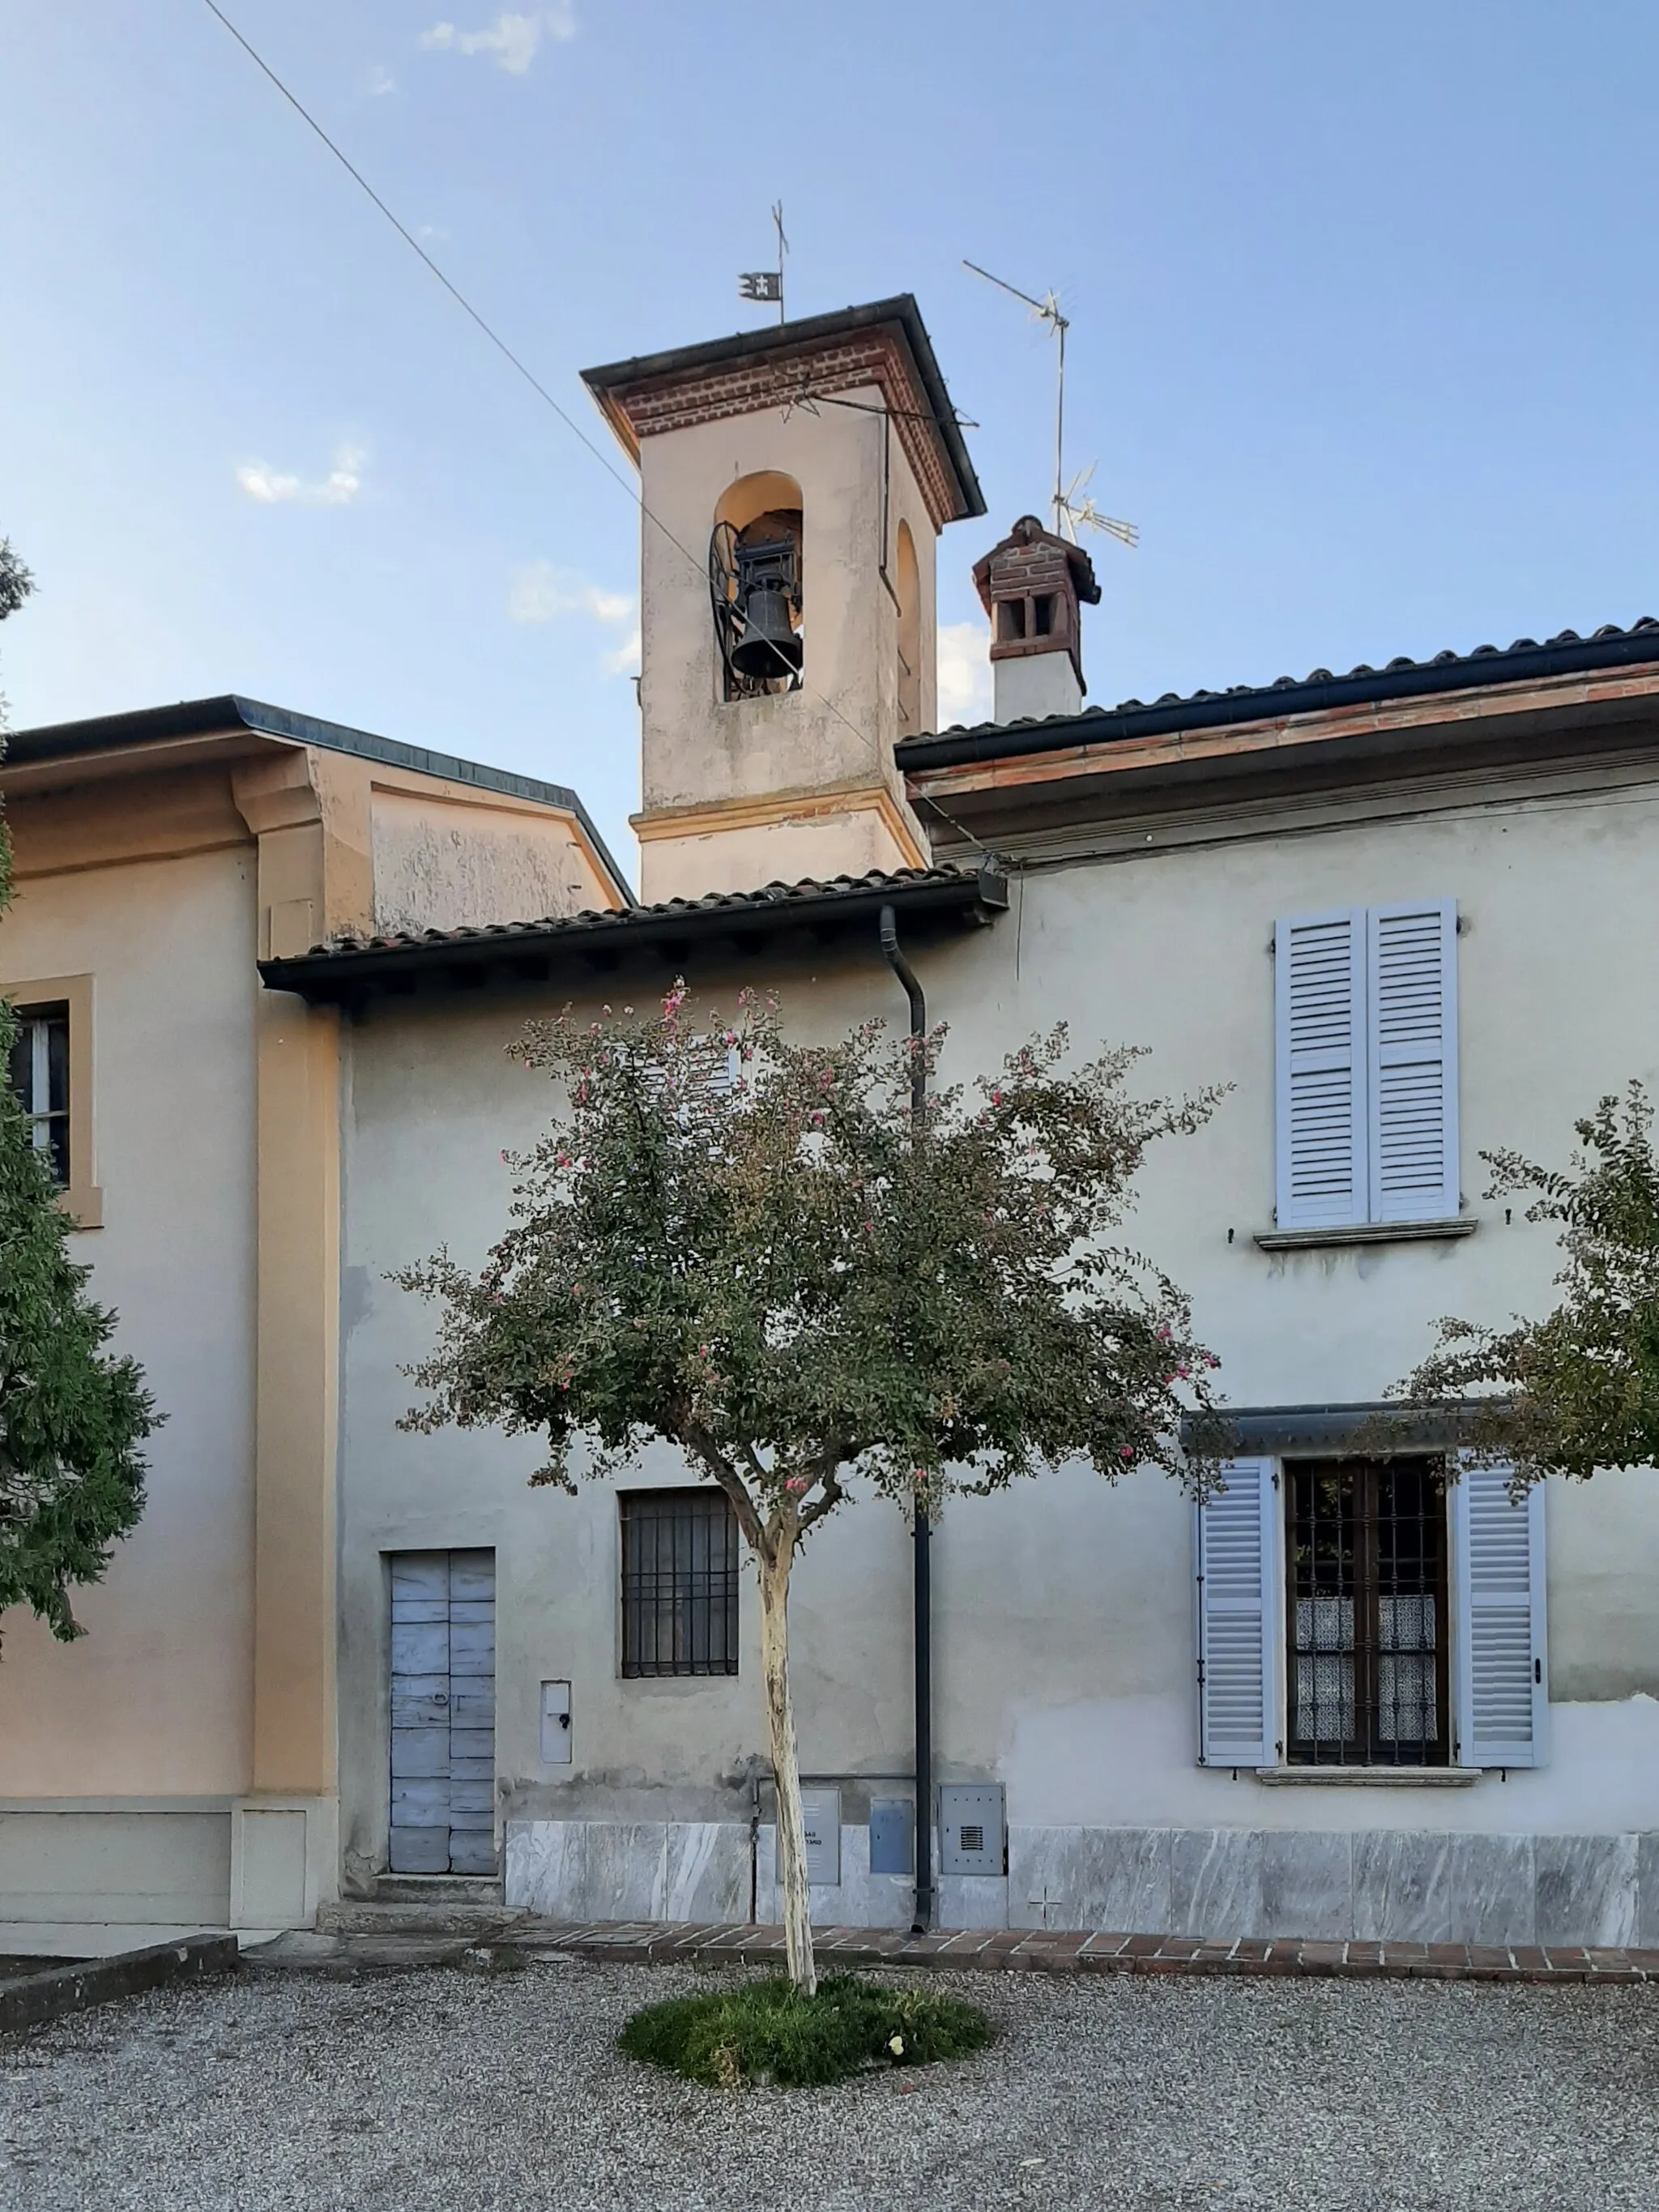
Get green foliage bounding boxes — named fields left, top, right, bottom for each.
left=618, top=1973, right=994, bottom=2089
left=1402, top=1083, right=1659, bottom=1484
left=397, top=986, right=1224, bottom=1532
left=0, top=538, right=34, bottom=749
left=0, top=536, right=157, bottom=1646
left=0, top=1002, right=158, bottom=1642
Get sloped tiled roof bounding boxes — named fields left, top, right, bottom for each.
left=896, top=617, right=1659, bottom=773
left=260, top=865, right=1010, bottom=1006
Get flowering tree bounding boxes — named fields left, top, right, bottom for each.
left=1402, top=1083, right=1659, bottom=1482
left=397, top=987, right=1222, bottom=1993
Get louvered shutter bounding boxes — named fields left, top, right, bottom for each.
left=1451, top=1461, right=1547, bottom=1768
left=1274, top=910, right=1367, bottom=1228
left=1367, top=899, right=1459, bottom=1223
left=1196, top=1458, right=1278, bottom=1766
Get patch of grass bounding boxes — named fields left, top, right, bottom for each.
left=618, top=1973, right=994, bottom=2090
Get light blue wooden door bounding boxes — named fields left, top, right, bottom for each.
left=388, top=1549, right=497, bottom=1875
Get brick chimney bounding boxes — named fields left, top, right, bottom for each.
left=972, top=515, right=1101, bottom=723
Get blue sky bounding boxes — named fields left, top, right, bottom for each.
left=3, top=1, right=1657, bottom=877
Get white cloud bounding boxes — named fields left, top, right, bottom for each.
left=419, top=6, right=574, bottom=74
left=936, top=619, right=993, bottom=728
left=510, top=562, right=637, bottom=674
left=365, top=63, right=397, bottom=96
left=235, top=445, right=366, bottom=508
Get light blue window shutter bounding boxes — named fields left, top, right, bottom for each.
left=1196, top=1458, right=1278, bottom=1766
left=1451, top=1461, right=1548, bottom=1767
left=1274, top=910, right=1367, bottom=1228
left=1367, top=899, right=1459, bottom=1223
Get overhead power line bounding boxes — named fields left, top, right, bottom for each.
left=197, top=1, right=919, bottom=789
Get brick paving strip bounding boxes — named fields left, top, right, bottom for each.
left=506, top=1919, right=1659, bottom=1985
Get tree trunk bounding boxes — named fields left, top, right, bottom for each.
left=758, top=1536, right=816, bottom=1996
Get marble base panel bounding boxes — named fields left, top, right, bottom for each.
left=506, top=1818, right=1659, bottom=1948
left=504, top=1820, right=749, bottom=1922
left=756, top=1823, right=917, bottom=1931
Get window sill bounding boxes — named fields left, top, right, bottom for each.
left=1253, top=1218, right=1475, bottom=1252
left=1255, top=1766, right=1481, bottom=1788
left=58, top=1185, right=103, bottom=1232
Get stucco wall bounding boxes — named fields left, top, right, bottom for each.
left=0, top=842, right=258, bottom=1798
left=335, top=770, right=1659, bottom=1898
left=633, top=390, right=936, bottom=896
left=370, top=789, right=609, bottom=937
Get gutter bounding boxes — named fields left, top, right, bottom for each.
left=260, top=866, right=1009, bottom=1008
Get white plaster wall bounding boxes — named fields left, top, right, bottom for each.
left=0, top=845, right=258, bottom=1796
left=637, top=394, right=936, bottom=831
left=335, top=772, right=1659, bottom=1868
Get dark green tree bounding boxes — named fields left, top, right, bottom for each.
left=1403, top=1083, right=1659, bottom=1484
left=398, top=985, right=1222, bottom=1992
left=1, top=544, right=157, bottom=1648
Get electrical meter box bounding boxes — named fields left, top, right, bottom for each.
left=539, top=1681, right=571, bottom=1766
left=939, top=1783, right=1004, bottom=1875
left=869, top=1797, right=915, bottom=1877
left=797, top=1787, right=842, bottom=1886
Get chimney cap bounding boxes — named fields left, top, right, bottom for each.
left=971, top=515, right=1102, bottom=615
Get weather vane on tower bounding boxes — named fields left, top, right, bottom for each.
left=739, top=203, right=789, bottom=326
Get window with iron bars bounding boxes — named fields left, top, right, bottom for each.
left=6, top=1002, right=70, bottom=1187
left=620, top=1488, right=740, bottom=1678
left=1285, top=1458, right=1449, bottom=1766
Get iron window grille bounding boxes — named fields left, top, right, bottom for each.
left=1285, top=1457, right=1450, bottom=1766
left=621, top=1488, right=739, bottom=1678
left=6, top=1002, right=70, bottom=1187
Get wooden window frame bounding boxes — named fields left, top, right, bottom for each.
left=2, top=972, right=100, bottom=1229
left=1282, top=1455, right=1451, bottom=1768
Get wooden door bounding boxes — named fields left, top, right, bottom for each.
left=388, top=1550, right=497, bottom=1875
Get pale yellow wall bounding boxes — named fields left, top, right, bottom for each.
left=370, top=789, right=610, bottom=936
left=0, top=839, right=258, bottom=1794
left=635, top=388, right=938, bottom=897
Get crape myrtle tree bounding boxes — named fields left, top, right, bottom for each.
left=398, top=984, right=1224, bottom=1994
left=0, top=542, right=158, bottom=1648
left=1403, top=1084, right=1659, bottom=1484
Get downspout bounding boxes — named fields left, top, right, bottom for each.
left=878, top=903, right=934, bottom=1935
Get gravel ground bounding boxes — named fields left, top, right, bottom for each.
left=2, top=1953, right=1658, bottom=2211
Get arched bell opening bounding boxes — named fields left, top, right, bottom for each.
left=710, top=471, right=804, bottom=700
left=895, top=519, right=922, bottom=736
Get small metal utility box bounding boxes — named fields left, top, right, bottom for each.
left=539, top=1680, right=571, bottom=1766
left=939, top=1783, right=1005, bottom=1876
left=798, top=1787, right=842, bottom=1885
left=869, top=1797, right=914, bottom=1877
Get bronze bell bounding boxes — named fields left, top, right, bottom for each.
left=730, top=583, right=802, bottom=681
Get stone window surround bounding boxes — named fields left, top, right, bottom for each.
left=3, top=971, right=100, bottom=1230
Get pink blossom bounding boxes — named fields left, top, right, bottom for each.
left=1120, top=1445, right=1135, bottom=1460
left=784, top=1477, right=808, bottom=1493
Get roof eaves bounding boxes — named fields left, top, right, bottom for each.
left=895, top=618, right=1659, bottom=773
left=3, top=694, right=637, bottom=906
left=581, top=295, right=985, bottom=523
left=259, top=864, right=1009, bottom=1006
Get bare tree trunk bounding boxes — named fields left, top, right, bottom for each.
left=758, top=1535, right=816, bottom=1996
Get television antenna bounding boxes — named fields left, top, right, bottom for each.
left=962, top=258, right=1137, bottom=552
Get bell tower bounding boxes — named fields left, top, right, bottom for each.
left=582, top=297, right=984, bottom=901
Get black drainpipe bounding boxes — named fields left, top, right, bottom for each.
left=878, top=903, right=933, bottom=1935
